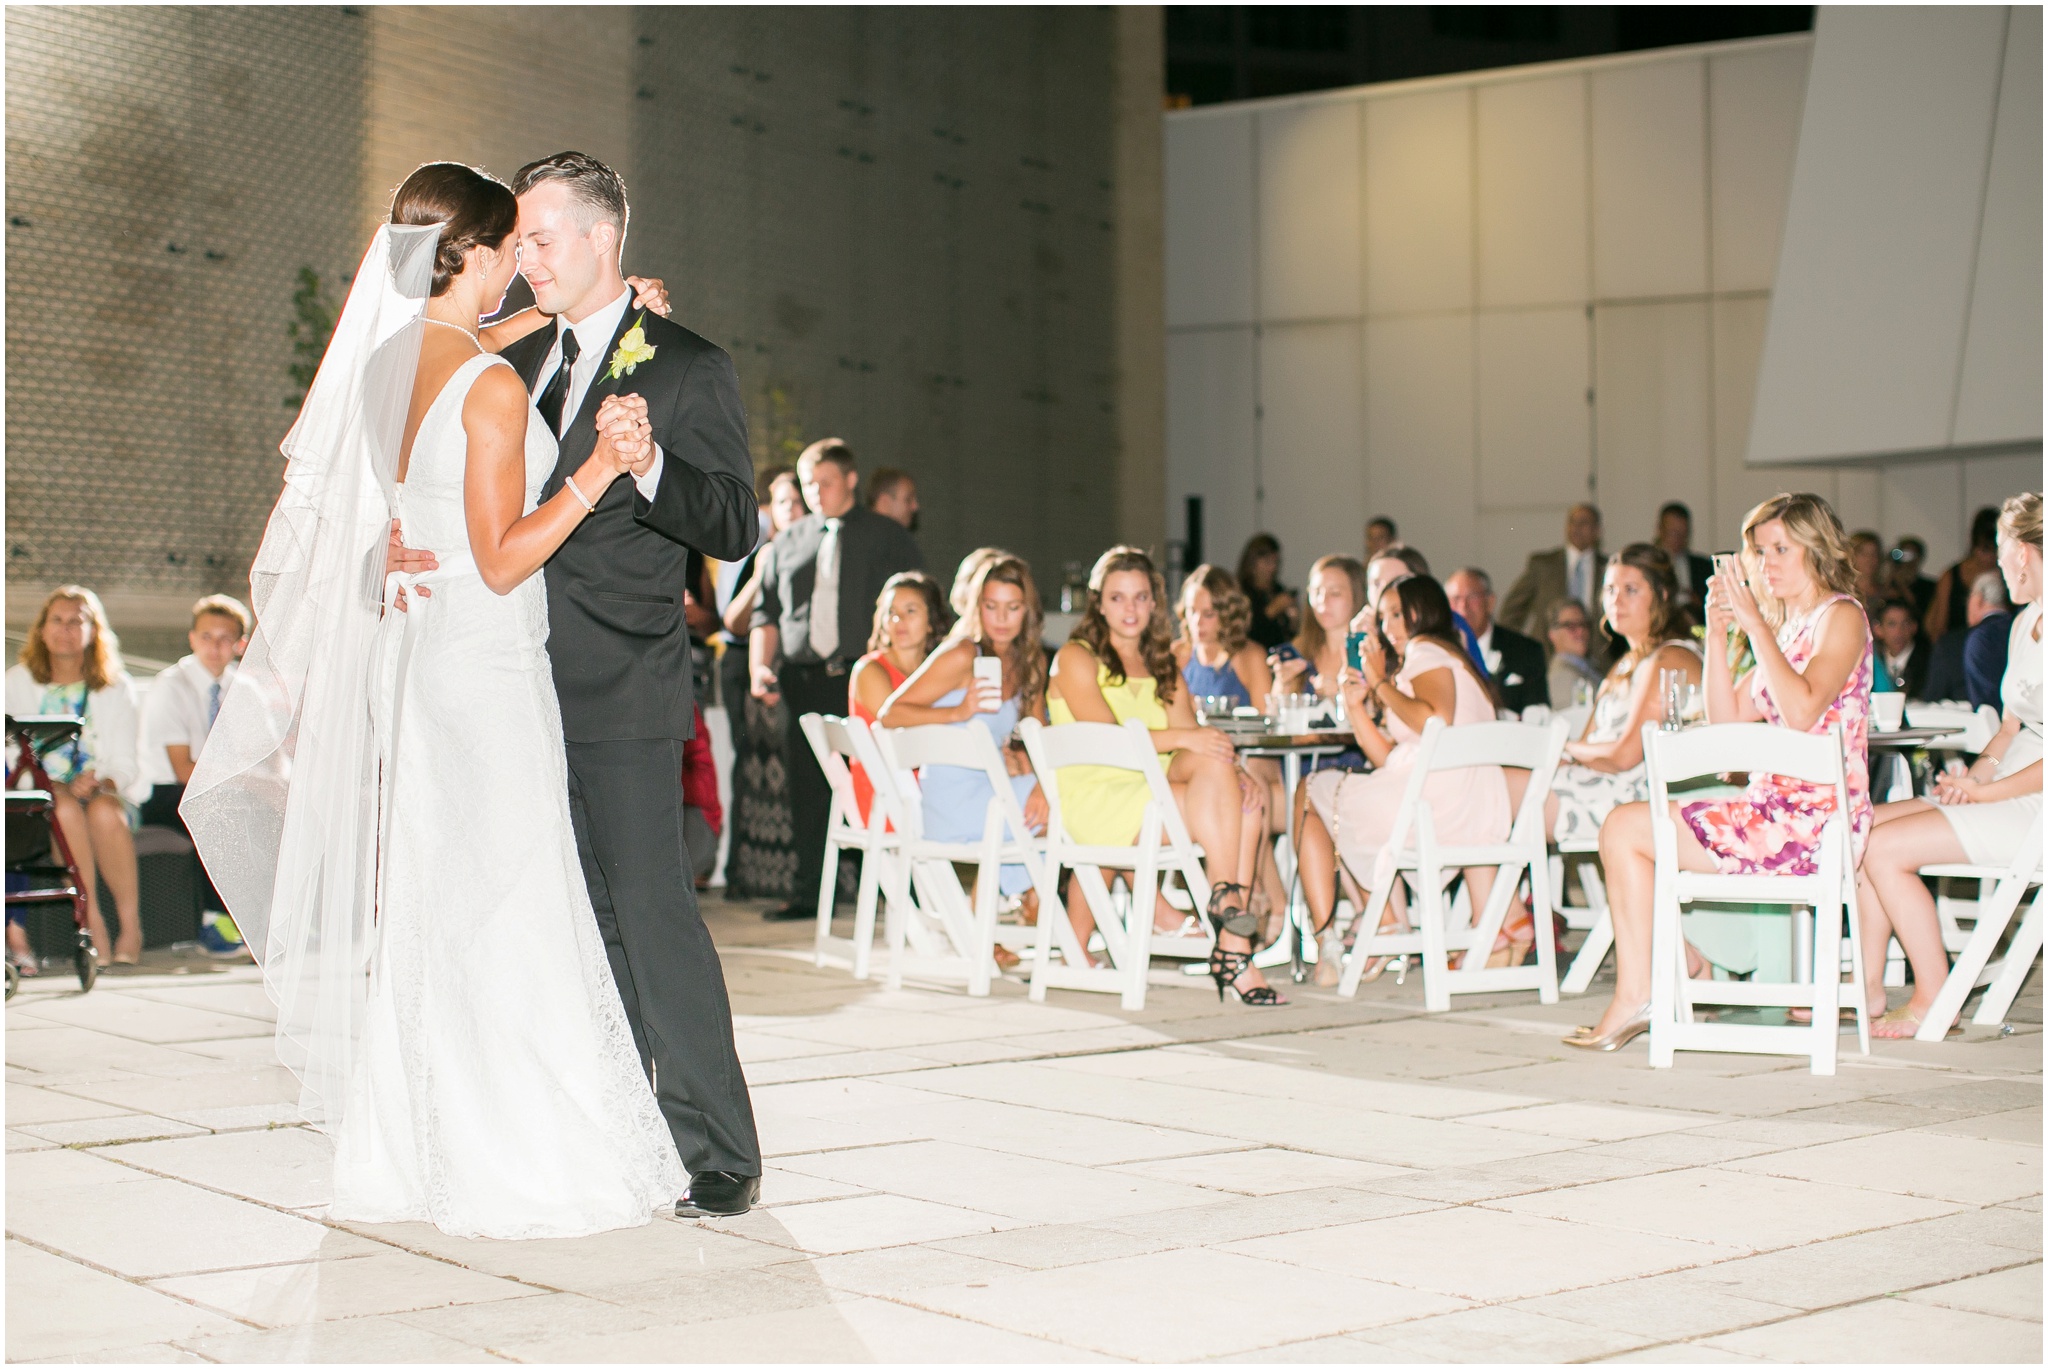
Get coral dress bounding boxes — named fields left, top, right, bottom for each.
left=846, top=650, right=908, bottom=825
left=1306, top=639, right=1510, bottom=890
left=1681, top=594, right=1873, bottom=875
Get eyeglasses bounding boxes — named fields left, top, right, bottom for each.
left=1555, top=619, right=1590, bottom=632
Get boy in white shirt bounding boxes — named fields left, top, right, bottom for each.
left=139, top=595, right=248, bottom=955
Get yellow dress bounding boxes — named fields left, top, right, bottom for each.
left=1046, top=661, right=1173, bottom=845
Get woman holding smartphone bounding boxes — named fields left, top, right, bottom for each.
left=878, top=556, right=1051, bottom=939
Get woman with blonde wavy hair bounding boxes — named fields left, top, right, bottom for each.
left=1853, top=492, right=2042, bottom=1037
left=1568, top=492, right=1874, bottom=1050
left=5, top=586, right=148, bottom=966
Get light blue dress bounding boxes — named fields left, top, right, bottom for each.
left=1181, top=655, right=1251, bottom=709
left=918, top=686, right=1039, bottom=895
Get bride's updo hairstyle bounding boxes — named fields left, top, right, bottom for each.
left=388, top=162, right=518, bottom=297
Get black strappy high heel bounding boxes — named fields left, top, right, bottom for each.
left=1205, top=883, right=1284, bottom=1006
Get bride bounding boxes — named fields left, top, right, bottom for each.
left=184, top=164, right=685, bottom=1238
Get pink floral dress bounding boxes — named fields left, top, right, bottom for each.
left=1681, top=594, right=1873, bottom=876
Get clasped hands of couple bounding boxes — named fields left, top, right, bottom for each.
left=386, top=392, right=653, bottom=606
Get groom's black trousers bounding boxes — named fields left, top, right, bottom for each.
left=564, top=738, right=761, bottom=1177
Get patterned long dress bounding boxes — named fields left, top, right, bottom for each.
left=1680, top=593, right=1873, bottom=876
left=725, top=683, right=800, bottom=901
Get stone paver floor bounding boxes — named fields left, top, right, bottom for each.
left=6, top=898, right=2042, bottom=1363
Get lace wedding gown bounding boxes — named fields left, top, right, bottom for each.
left=331, top=347, right=686, bottom=1238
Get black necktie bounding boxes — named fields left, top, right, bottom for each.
left=536, top=330, right=580, bottom=436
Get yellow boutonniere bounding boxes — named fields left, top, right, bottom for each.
left=607, top=312, right=658, bottom=380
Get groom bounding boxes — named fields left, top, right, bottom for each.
left=500, top=152, right=763, bottom=1216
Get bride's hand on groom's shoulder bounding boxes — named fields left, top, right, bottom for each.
left=625, top=276, right=671, bottom=318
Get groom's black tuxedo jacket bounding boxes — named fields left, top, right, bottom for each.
left=501, top=306, right=758, bottom=744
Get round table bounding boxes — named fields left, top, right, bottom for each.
left=1230, top=729, right=1354, bottom=981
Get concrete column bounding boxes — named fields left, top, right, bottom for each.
left=1112, top=7, right=1167, bottom=555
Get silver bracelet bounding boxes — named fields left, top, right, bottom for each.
left=563, top=473, right=596, bottom=513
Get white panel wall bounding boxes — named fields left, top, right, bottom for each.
left=1165, top=33, right=2038, bottom=598
left=1366, top=314, right=1474, bottom=568
left=1594, top=302, right=1712, bottom=551
left=1592, top=60, right=1708, bottom=299
left=1165, top=329, right=1258, bottom=571
left=1476, top=75, right=1589, bottom=308
left=1364, top=87, right=1472, bottom=315
left=1257, top=102, right=1361, bottom=322
left=1164, top=115, right=1254, bottom=328
left=1258, top=323, right=1366, bottom=565
left=1953, top=5, right=2044, bottom=445
left=1708, top=43, right=1810, bottom=294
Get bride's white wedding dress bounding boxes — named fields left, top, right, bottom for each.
left=330, top=345, right=686, bottom=1238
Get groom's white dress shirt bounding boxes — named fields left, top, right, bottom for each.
left=532, top=286, right=664, bottom=503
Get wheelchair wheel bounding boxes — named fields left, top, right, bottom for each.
left=5, top=960, right=17, bottom=1000
left=73, top=932, right=97, bottom=993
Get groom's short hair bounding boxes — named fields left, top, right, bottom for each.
left=513, top=151, right=629, bottom=240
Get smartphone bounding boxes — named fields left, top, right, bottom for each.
left=1345, top=631, right=1369, bottom=673
left=1269, top=642, right=1304, bottom=666
left=972, top=655, right=1003, bottom=711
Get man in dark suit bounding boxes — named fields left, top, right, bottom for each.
left=497, top=152, right=763, bottom=1219
left=1499, top=503, right=1614, bottom=668
left=1656, top=501, right=1714, bottom=626
left=1446, top=568, right=1548, bottom=714
left=749, top=440, right=922, bottom=922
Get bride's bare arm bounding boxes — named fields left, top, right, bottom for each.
left=477, top=276, right=674, bottom=354
left=461, top=369, right=633, bottom=594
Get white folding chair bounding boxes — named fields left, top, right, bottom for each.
left=1017, top=717, right=1212, bottom=1010
left=1336, top=718, right=1570, bottom=1011
left=798, top=713, right=904, bottom=980
left=1556, top=838, right=1614, bottom=994
left=1644, top=722, right=1869, bottom=1074
left=1914, top=827, right=2044, bottom=1040
left=870, top=722, right=1059, bottom=997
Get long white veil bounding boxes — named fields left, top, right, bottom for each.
left=183, top=223, right=439, bottom=1131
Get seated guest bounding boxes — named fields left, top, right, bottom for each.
left=1369, top=545, right=1485, bottom=673
left=1274, top=554, right=1367, bottom=701
left=1891, top=535, right=1936, bottom=620
left=880, top=557, right=1048, bottom=943
left=1295, top=574, right=1512, bottom=984
left=1537, top=546, right=1702, bottom=848
left=1500, top=503, right=1609, bottom=667
left=846, top=571, right=950, bottom=823
left=950, top=546, right=1014, bottom=619
left=1236, top=533, right=1299, bottom=650
left=1963, top=571, right=2016, bottom=710
left=681, top=702, right=723, bottom=885
left=867, top=466, right=920, bottom=532
left=1656, top=501, right=1713, bottom=623
left=138, top=593, right=251, bottom=955
left=1364, top=515, right=1397, bottom=561
left=1850, top=530, right=1888, bottom=618
left=1925, top=507, right=2002, bottom=640
left=6, top=587, right=148, bottom=966
left=1923, top=573, right=1991, bottom=702
left=1871, top=598, right=1928, bottom=697
left=1446, top=568, right=1547, bottom=713
left=1174, top=565, right=1272, bottom=713
left=1546, top=600, right=1605, bottom=709
left=1048, top=546, right=1279, bottom=1004
left=1853, top=493, right=2040, bottom=1037
left=1570, top=492, right=1872, bottom=1051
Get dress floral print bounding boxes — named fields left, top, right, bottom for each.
left=1681, top=594, right=1873, bottom=876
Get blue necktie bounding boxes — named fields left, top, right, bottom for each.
left=207, top=679, right=222, bottom=728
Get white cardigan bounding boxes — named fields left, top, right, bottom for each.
left=5, top=663, right=149, bottom=804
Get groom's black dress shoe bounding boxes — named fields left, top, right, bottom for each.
left=676, top=1171, right=759, bottom=1218
left=761, top=903, right=815, bottom=922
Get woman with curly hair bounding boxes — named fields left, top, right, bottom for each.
left=845, top=571, right=951, bottom=823
left=1045, top=547, right=1279, bottom=1004
left=879, top=556, right=1050, bottom=934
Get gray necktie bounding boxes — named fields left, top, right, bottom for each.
left=1570, top=552, right=1593, bottom=612
left=808, top=518, right=842, bottom=661
left=206, top=678, right=222, bottom=728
